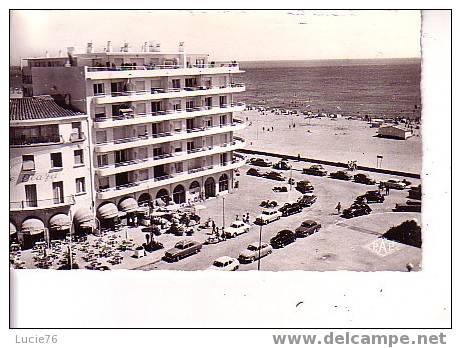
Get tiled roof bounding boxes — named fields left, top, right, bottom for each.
left=10, top=95, right=84, bottom=121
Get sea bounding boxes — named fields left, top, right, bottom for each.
left=235, top=58, right=421, bottom=119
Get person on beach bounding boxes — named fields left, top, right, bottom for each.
left=271, top=126, right=274, bottom=131
left=336, top=202, right=342, bottom=215
left=236, top=214, right=239, bottom=221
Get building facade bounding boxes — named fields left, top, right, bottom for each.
left=10, top=96, right=93, bottom=248
left=18, top=41, right=246, bottom=233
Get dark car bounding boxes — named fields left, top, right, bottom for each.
left=272, top=186, right=288, bottom=192
left=297, top=194, right=317, bottom=207
left=341, top=203, right=372, bottom=219
left=247, top=168, right=263, bottom=177
left=295, top=220, right=322, bottom=237
left=272, top=159, right=291, bottom=170
left=330, top=170, right=352, bottom=181
left=353, top=173, right=376, bottom=185
left=264, top=171, right=286, bottom=181
left=250, top=158, right=272, bottom=167
left=356, top=190, right=385, bottom=203
left=303, top=165, right=328, bottom=176
left=408, top=185, right=422, bottom=200
left=270, top=229, right=297, bottom=248
left=163, top=239, right=202, bottom=262
left=393, top=200, right=421, bottom=212
left=296, top=180, right=314, bottom=194
left=279, top=202, right=303, bottom=217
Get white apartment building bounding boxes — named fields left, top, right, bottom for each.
left=10, top=96, right=94, bottom=249
left=20, top=41, right=246, bottom=225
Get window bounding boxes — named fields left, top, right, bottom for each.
left=185, top=78, right=197, bottom=88
left=220, top=115, right=227, bottom=125
left=186, top=100, right=195, bottom=111
left=93, top=83, right=104, bottom=95
left=74, top=149, right=84, bottom=165
left=25, top=184, right=37, bottom=207
left=220, top=96, right=227, bottom=107
left=204, top=97, right=213, bottom=107
left=173, top=103, right=181, bottom=111
left=96, top=131, right=107, bottom=143
left=50, top=153, right=63, bottom=168
left=98, top=177, right=109, bottom=191
left=97, top=154, right=108, bottom=167
left=76, top=177, right=86, bottom=194
left=22, top=155, right=35, bottom=171
left=52, top=181, right=64, bottom=204
left=95, top=106, right=106, bottom=120
left=151, top=101, right=162, bottom=113
left=172, top=79, right=181, bottom=89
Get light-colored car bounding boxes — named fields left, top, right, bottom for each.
left=382, top=179, right=407, bottom=190
left=238, top=242, right=273, bottom=263
left=208, top=256, right=240, bottom=271
left=224, top=220, right=250, bottom=238
left=255, top=209, right=282, bottom=225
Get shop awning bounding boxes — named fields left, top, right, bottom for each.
left=10, top=222, right=17, bottom=235
left=118, top=197, right=139, bottom=213
left=73, top=208, right=95, bottom=225
left=21, top=218, right=45, bottom=235
left=97, top=203, right=119, bottom=220
left=49, top=213, right=71, bottom=230
left=80, top=221, right=96, bottom=229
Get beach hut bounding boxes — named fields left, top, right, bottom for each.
left=377, top=125, right=413, bottom=140
left=370, top=119, right=385, bottom=128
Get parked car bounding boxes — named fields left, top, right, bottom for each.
left=330, top=170, right=352, bottom=181
left=295, top=220, right=322, bottom=237
left=272, top=159, right=291, bottom=170
left=260, top=200, right=278, bottom=208
left=303, top=165, right=328, bottom=176
left=297, top=193, right=317, bottom=207
left=393, top=200, right=422, bottom=212
left=272, top=186, right=288, bottom=192
left=250, top=158, right=272, bottom=167
left=408, top=185, right=422, bottom=200
left=353, top=173, right=376, bottom=185
left=296, top=180, right=315, bottom=193
left=264, top=171, right=286, bottom=181
left=341, top=203, right=372, bottom=219
left=247, top=168, right=263, bottom=177
left=163, top=239, right=202, bottom=262
left=208, top=256, right=239, bottom=271
left=270, top=230, right=297, bottom=248
left=224, top=220, right=250, bottom=238
left=255, top=209, right=282, bottom=225
left=238, top=242, right=273, bottom=263
left=356, top=190, right=385, bottom=203
left=279, top=202, right=303, bottom=217
left=380, top=179, right=407, bottom=190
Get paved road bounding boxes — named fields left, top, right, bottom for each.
left=138, top=160, right=421, bottom=271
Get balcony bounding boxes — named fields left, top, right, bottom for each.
left=69, top=132, right=86, bottom=142
left=10, top=135, right=64, bottom=147
left=85, top=63, right=243, bottom=80
left=92, top=84, right=246, bottom=105
left=94, top=120, right=246, bottom=153
left=93, top=103, right=246, bottom=128
left=95, top=137, right=246, bottom=176
left=10, top=195, right=75, bottom=211
left=96, top=156, right=246, bottom=200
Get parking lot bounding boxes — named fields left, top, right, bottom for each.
left=138, top=155, right=422, bottom=272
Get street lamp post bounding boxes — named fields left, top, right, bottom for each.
left=257, top=224, right=262, bottom=271
left=222, top=196, right=225, bottom=229
left=289, top=167, right=293, bottom=191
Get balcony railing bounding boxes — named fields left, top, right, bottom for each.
left=97, top=157, right=245, bottom=194
left=95, top=120, right=244, bottom=146
left=10, top=195, right=76, bottom=210
left=86, top=62, right=239, bottom=73
left=69, top=132, right=86, bottom=142
left=93, top=84, right=245, bottom=101
left=94, top=103, right=245, bottom=123
left=96, top=138, right=245, bottom=170
left=10, top=135, right=63, bottom=147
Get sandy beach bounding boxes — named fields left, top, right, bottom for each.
left=235, top=109, right=422, bottom=174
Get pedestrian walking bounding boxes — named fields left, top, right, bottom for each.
left=212, top=219, right=216, bottom=232
left=271, top=126, right=274, bottom=131
left=385, top=184, right=390, bottom=195
left=335, top=202, right=342, bottom=215
left=246, top=213, right=250, bottom=224
left=236, top=214, right=239, bottom=221
left=262, top=127, right=265, bottom=131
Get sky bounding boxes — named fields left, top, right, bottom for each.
left=9, top=10, right=421, bottom=65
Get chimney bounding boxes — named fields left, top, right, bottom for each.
left=58, top=50, right=62, bottom=57
left=149, top=41, right=161, bottom=52
left=143, top=41, right=148, bottom=52
left=45, top=50, right=50, bottom=58
left=178, top=41, right=185, bottom=52
left=123, top=42, right=129, bottom=52
left=86, top=42, right=93, bottom=54
left=106, top=41, right=113, bottom=52
left=67, top=47, right=75, bottom=56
